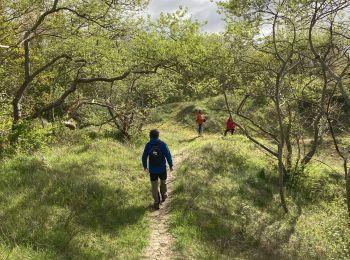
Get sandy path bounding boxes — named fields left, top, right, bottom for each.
left=143, top=151, right=185, bottom=260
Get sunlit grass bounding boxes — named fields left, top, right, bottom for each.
left=168, top=133, right=350, bottom=259
left=0, top=138, right=150, bottom=259
left=0, top=100, right=349, bottom=259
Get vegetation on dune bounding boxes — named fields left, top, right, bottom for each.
left=147, top=102, right=350, bottom=258
left=170, top=135, right=350, bottom=259
left=1, top=0, right=350, bottom=258
left=0, top=131, right=150, bottom=259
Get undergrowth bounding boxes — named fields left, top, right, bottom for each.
left=169, top=135, right=350, bottom=259
left=0, top=135, right=150, bottom=259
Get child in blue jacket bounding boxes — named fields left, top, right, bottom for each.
left=142, top=129, right=173, bottom=209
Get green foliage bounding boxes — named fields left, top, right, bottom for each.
left=285, top=201, right=350, bottom=259
left=0, top=105, right=12, bottom=157
left=1, top=0, right=350, bottom=258
left=7, top=121, right=55, bottom=154
left=288, top=166, right=344, bottom=202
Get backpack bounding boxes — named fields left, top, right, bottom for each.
left=149, top=141, right=164, bottom=166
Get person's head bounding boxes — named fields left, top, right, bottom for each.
left=150, top=129, right=159, bottom=139
left=229, top=115, right=232, bottom=120
left=198, top=110, right=202, bottom=114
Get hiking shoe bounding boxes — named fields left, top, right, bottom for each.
left=153, top=202, right=160, bottom=210
left=161, top=194, right=168, bottom=202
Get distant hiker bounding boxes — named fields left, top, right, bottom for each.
left=224, top=116, right=235, bottom=136
left=142, top=129, right=173, bottom=210
left=196, top=110, right=206, bottom=136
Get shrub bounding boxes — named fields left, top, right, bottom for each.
left=7, top=120, right=56, bottom=155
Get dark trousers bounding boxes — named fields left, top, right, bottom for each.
left=224, top=128, right=234, bottom=136
left=198, top=124, right=203, bottom=135
left=150, top=172, right=167, bottom=203
left=150, top=172, right=167, bottom=181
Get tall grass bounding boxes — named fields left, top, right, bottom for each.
left=169, top=135, right=350, bottom=259
left=0, top=136, right=150, bottom=259
left=1, top=99, right=349, bottom=259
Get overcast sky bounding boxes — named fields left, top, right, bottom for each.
left=145, top=0, right=225, bottom=33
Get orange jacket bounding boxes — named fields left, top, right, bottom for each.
left=196, top=112, right=204, bottom=125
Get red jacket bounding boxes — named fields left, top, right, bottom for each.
left=227, top=118, right=235, bottom=129
left=196, top=113, right=204, bottom=125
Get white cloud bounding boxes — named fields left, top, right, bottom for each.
left=145, top=0, right=225, bottom=33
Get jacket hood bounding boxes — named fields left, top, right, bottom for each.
left=150, top=137, right=159, bottom=144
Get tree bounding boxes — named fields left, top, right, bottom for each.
left=0, top=0, right=148, bottom=125
left=220, top=0, right=350, bottom=216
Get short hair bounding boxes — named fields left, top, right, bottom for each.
left=150, top=129, right=159, bottom=139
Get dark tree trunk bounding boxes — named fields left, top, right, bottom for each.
left=285, top=125, right=293, bottom=174
left=301, top=113, right=321, bottom=166
left=345, top=163, right=350, bottom=218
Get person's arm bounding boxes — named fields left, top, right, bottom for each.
left=142, top=144, right=149, bottom=171
left=163, top=143, right=173, bottom=171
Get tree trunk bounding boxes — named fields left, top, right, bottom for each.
left=13, top=39, right=31, bottom=124
left=345, top=163, right=350, bottom=218
left=223, top=85, right=232, bottom=118
left=301, top=113, right=321, bottom=166
left=285, top=125, right=293, bottom=174
left=285, top=104, right=293, bottom=174
left=275, top=91, right=288, bottom=213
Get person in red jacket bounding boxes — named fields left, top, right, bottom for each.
left=224, top=115, right=235, bottom=136
left=196, top=110, right=205, bottom=136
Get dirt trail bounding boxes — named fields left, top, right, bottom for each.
left=143, top=150, right=185, bottom=260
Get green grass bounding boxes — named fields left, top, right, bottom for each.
left=1, top=100, right=349, bottom=259
left=147, top=99, right=230, bottom=135
left=168, top=134, right=350, bottom=259
left=147, top=100, right=350, bottom=259
left=0, top=137, right=150, bottom=259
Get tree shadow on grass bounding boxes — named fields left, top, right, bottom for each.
left=0, top=156, right=148, bottom=258
left=175, top=105, right=197, bottom=125
left=179, top=136, right=200, bottom=143
left=172, top=181, right=302, bottom=259
left=171, top=144, right=303, bottom=259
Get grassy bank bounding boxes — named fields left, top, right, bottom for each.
left=169, top=134, right=350, bottom=259
left=0, top=133, right=150, bottom=259
left=150, top=103, right=350, bottom=258
left=0, top=99, right=349, bottom=259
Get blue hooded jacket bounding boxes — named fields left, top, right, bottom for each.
left=142, top=138, right=173, bottom=174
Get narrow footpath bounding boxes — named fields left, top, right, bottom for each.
left=143, top=150, right=185, bottom=260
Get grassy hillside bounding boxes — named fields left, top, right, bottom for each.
left=148, top=99, right=230, bottom=135
left=150, top=102, right=350, bottom=259
left=0, top=132, right=150, bottom=259
left=0, top=100, right=349, bottom=259
left=168, top=135, right=350, bottom=259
